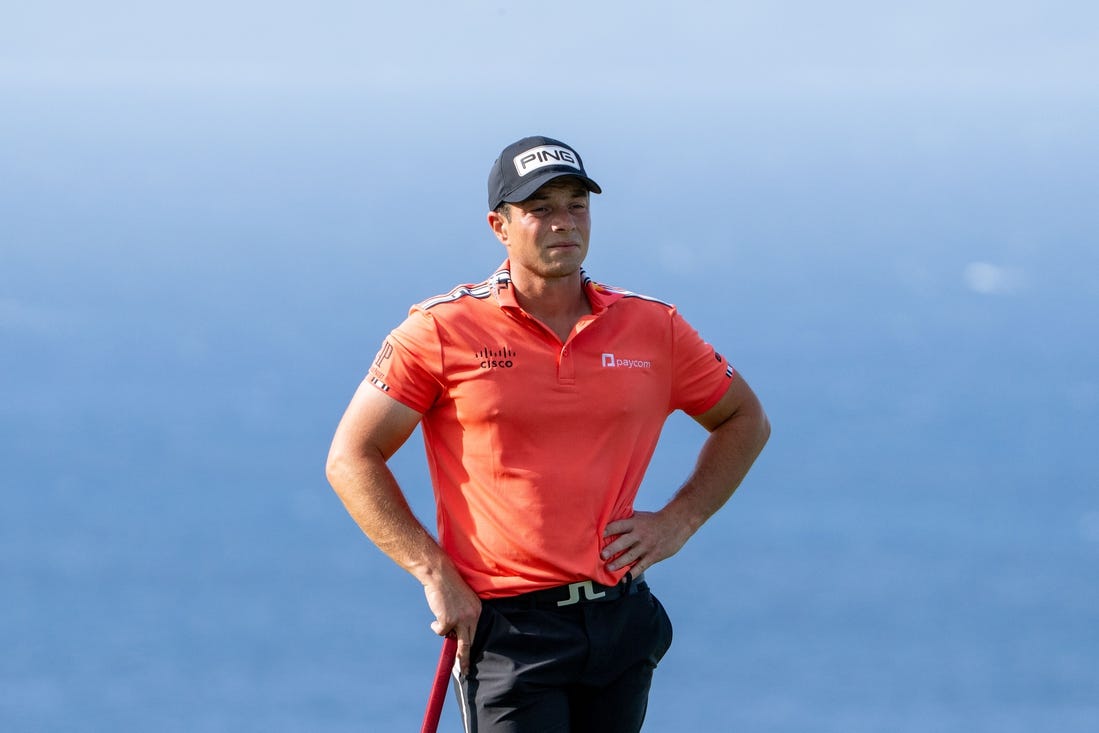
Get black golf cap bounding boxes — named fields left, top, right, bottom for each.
left=487, top=136, right=602, bottom=210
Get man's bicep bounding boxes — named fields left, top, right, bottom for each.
left=331, top=379, right=425, bottom=462
left=691, top=373, right=764, bottom=432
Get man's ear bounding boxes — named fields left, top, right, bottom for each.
left=487, top=210, right=509, bottom=244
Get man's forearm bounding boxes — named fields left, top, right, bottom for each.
left=327, top=445, right=483, bottom=671
left=663, top=405, right=771, bottom=533
left=326, top=447, right=451, bottom=585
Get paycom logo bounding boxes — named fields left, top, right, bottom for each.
left=601, top=353, right=652, bottom=369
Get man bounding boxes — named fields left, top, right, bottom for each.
left=326, top=135, right=770, bottom=732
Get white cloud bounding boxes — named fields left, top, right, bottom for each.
left=963, top=261, right=1026, bottom=295
left=657, top=242, right=700, bottom=277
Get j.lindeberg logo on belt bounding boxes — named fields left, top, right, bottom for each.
left=557, top=580, right=606, bottom=607
left=475, top=345, right=518, bottom=369
left=601, top=353, right=653, bottom=369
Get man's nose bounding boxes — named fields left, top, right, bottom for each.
left=550, top=210, right=577, bottom=231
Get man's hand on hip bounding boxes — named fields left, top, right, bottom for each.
left=601, top=510, right=692, bottom=576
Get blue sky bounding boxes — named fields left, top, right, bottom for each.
left=3, top=0, right=1096, bottom=357
left=3, top=1, right=1097, bottom=397
left=3, top=1, right=1097, bottom=96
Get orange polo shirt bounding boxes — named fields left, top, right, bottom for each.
left=367, top=260, right=736, bottom=598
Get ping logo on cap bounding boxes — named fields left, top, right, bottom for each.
left=512, top=145, right=581, bottom=177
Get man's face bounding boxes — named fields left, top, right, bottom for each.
left=488, top=177, right=591, bottom=281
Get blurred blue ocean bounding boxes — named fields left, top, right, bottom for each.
left=2, top=84, right=1097, bottom=733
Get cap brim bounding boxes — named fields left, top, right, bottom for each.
left=499, top=171, right=602, bottom=207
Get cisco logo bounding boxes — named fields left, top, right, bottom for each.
left=476, top=345, right=517, bottom=369
left=601, top=353, right=653, bottom=369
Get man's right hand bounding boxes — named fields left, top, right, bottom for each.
left=424, top=566, right=482, bottom=676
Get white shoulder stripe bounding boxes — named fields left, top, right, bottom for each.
left=583, top=273, right=672, bottom=307
left=617, top=290, right=673, bottom=307
left=417, top=282, right=493, bottom=310
left=416, top=268, right=510, bottom=310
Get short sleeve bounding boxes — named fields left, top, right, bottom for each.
left=668, top=309, right=736, bottom=416
left=366, top=308, right=445, bottom=414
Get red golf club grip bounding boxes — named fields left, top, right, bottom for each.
left=420, top=634, right=458, bottom=733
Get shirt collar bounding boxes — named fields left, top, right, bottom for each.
left=490, top=259, right=625, bottom=315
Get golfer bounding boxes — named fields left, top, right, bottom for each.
left=326, top=135, right=770, bottom=732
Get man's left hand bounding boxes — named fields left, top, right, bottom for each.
left=601, top=510, right=692, bottom=575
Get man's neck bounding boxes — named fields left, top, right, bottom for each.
left=509, top=269, right=591, bottom=340
left=516, top=270, right=579, bottom=304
